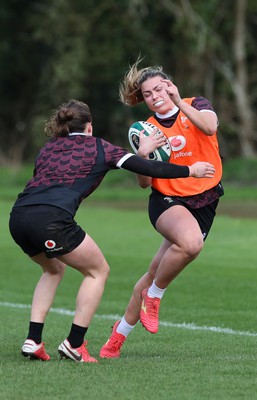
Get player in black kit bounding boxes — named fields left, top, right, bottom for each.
left=9, top=99, right=215, bottom=363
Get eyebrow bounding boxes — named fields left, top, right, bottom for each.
left=142, top=84, right=162, bottom=94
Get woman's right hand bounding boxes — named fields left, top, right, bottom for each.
left=189, top=162, right=215, bottom=178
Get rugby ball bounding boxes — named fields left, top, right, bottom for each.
left=128, top=121, right=171, bottom=162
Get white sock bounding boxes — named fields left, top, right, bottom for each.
left=148, top=280, right=166, bottom=299
left=116, top=316, right=136, bottom=337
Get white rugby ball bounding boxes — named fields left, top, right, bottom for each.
left=128, top=121, right=171, bottom=162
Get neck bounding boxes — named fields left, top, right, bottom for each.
left=156, top=106, right=179, bottom=119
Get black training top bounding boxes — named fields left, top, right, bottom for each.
left=13, top=133, right=189, bottom=216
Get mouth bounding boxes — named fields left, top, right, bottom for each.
left=154, top=100, right=164, bottom=107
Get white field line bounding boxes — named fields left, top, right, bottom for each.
left=1, top=300, right=257, bottom=338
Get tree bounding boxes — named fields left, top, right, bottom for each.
left=159, top=0, right=256, bottom=158
left=0, top=0, right=256, bottom=164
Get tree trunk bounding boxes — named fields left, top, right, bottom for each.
left=233, top=0, right=255, bottom=157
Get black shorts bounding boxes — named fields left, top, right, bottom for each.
left=9, top=205, right=86, bottom=258
left=148, top=190, right=219, bottom=240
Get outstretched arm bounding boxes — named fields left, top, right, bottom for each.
left=121, top=154, right=215, bottom=180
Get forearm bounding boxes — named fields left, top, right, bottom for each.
left=177, top=100, right=217, bottom=135
left=136, top=150, right=152, bottom=188
left=121, top=155, right=189, bottom=179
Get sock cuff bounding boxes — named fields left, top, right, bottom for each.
left=148, top=280, right=166, bottom=299
left=116, top=317, right=136, bottom=336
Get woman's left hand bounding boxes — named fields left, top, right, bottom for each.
left=138, top=129, right=168, bottom=158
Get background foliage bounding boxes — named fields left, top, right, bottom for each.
left=0, top=0, right=256, bottom=166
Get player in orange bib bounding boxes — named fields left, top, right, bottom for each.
left=100, top=59, right=224, bottom=358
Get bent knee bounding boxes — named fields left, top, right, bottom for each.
left=45, top=261, right=66, bottom=276
left=182, top=237, right=204, bottom=260
left=97, top=259, right=110, bottom=282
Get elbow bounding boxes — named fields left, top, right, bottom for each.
left=136, top=175, right=151, bottom=188
left=203, top=124, right=217, bottom=136
left=139, top=182, right=150, bottom=189
left=206, top=129, right=216, bottom=136
left=204, top=116, right=218, bottom=136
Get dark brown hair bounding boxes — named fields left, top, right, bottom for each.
left=45, top=99, right=92, bottom=137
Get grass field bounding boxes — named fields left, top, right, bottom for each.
left=1, top=170, right=257, bottom=399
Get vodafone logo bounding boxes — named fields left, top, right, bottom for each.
left=169, top=135, right=186, bottom=151
left=45, top=240, right=56, bottom=249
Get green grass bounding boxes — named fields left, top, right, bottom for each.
left=1, top=189, right=257, bottom=399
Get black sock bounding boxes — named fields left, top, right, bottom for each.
left=67, top=323, right=88, bottom=348
left=27, top=321, right=44, bottom=344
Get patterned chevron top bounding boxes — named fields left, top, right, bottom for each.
left=14, top=134, right=130, bottom=216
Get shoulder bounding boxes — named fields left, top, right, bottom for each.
left=98, top=137, right=126, bottom=152
left=190, top=96, right=215, bottom=112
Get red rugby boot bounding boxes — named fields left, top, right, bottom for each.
left=21, top=339, right=50, bottom=361
left=58, top=339, right=98, bottom=363
left=140, top=289, right=160, bottom=333
left=100, top=320, right=126, bottom=359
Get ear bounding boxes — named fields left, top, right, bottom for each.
left=85, top=122, right=93, bottom=135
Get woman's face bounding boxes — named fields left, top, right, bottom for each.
left=141, top=76, right=174, bottom=114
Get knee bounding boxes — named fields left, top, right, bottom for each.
left=46, top=261, right=66, bottom=277
left=187, top=239, right=204, bottom=259
left=98, top=260, right=110, bottom=282
left=182, top=237, right=204, bottom=261
left=103, top=262, right=110, bottom=281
